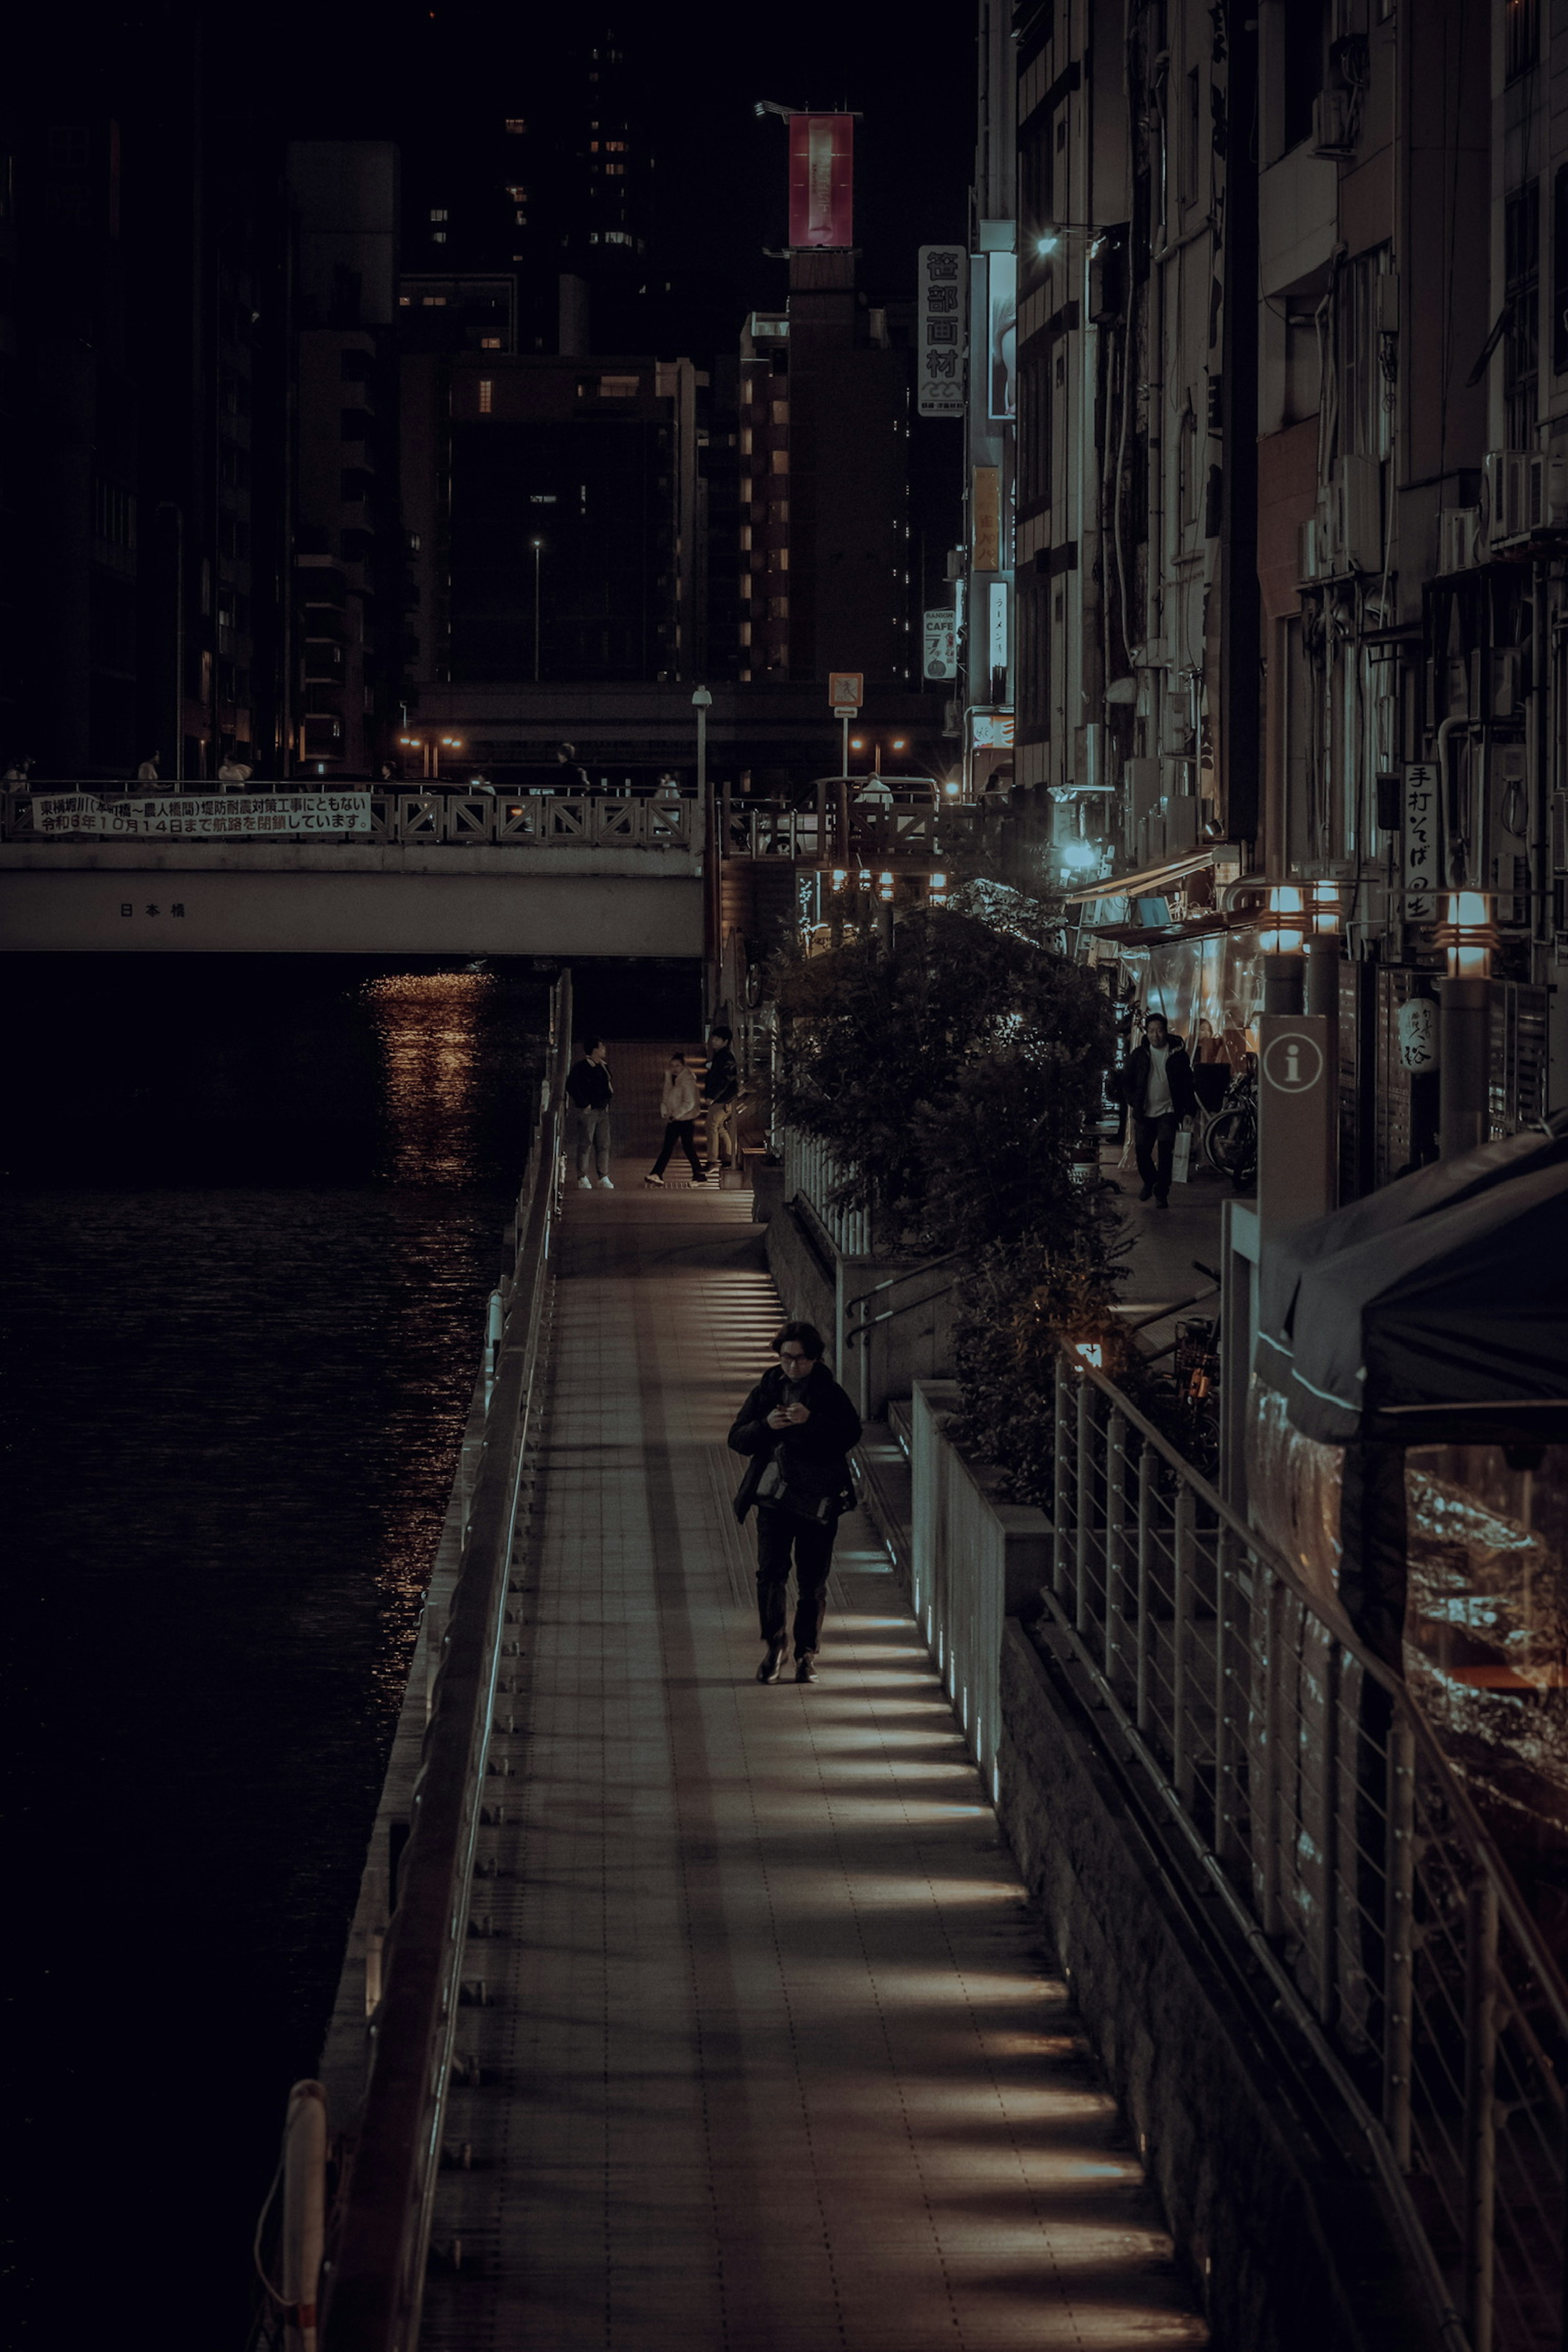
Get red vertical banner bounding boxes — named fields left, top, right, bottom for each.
left=787, top=114, right=854, bottom=249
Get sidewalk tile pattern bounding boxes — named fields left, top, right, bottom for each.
left=421, top=1178, right=1206, bottom=2351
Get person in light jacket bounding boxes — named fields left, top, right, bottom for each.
left=644, top=1051, right=707, bottom=1185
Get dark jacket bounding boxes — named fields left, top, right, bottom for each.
left=704, top=1043, right=739, bottom=1106
left=1122, top=1035, right=1197, bottom=1121
left=728, top=1361, right=862, bottom=1522
left=566, top=1056, right=612, bottom=1111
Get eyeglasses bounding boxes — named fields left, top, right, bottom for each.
left=779, top=1349, right=810, bottom=1364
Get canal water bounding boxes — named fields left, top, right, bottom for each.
left=1, top=956, right=553, bottom=2340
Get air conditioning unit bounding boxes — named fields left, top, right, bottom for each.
left=1439, top=506, right=1480, bottom=572
left=1310, top=87, right=1356, bottom=158
left=1480, top=450, right=1529, bottom=552
left=1527, top=452, right=1568, bottom=532
left=1334, top=454, right=1382, bottom=572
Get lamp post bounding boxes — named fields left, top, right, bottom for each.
left=1436, top=890, right=1497, bottom=1161
left=530, top=538, right=544, bottom=682
left=693, top=684, right=716, bottom=1018
left=1305, top=878, right=1350, bottom=1018
left=1258, top=883, right=1307, bottom=1015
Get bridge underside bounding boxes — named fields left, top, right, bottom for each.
left=0, top=846, right=702, bottom=956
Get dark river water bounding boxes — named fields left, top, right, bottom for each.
left=1, top=956, right=552, bottom=2342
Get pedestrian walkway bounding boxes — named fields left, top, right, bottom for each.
left=421, top=1167, right=1206, bottom=2351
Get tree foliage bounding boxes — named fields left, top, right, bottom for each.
left=775, top=909, right=1132, bottom=1499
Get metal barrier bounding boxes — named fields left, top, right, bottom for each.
left=782, top=1126, right=871, bottom=1258
left=2, top=786, right=699, bottom=852
left=1043, top=1350, right=1568, bottom=2352
left=722, top=802, right=975, bottom=863
left=312, top=973, right=574, bottom=2352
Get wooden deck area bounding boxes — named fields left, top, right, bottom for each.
left=418, top=1160, right=1205, bottom=2350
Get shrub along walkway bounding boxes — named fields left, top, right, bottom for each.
left=419, top=1165, right=1206, bottom=2351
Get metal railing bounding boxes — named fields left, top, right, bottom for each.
left=313, top=974, right=574, bottom=2352
left=723, top=801, right=976, bottom=863
left=2, top=786, right=699, bottom=852
left=1044, top=1350, right=1568, bottom=2352
left=782, top=1126, right=872, bottom=1258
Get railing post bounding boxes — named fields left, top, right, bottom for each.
left=1052, top=1358, right=1072, bottom=1601
left=1382, top=1715, right=1417, bottom=2172
left=1214, top=1524, right=1238, bottom=1866
left=1171, top=1484, right=1196, bottom=1801
left=1316, top=1644, right=1341, bottom=2025
left=1074, top=1371, right=1093, bottom=1636
left=1463, top=1875, right=1499, bottom=2352
left=1259, top=1570, right=1285, bottom=1938
left=1135, top=1443, right=1154, bottom=1737
left=1105, top=1410, right=1127, bottom=1686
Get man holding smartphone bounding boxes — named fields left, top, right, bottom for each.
left=729, top=1321, right=862, bottom=1684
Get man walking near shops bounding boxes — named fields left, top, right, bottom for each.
left=566, top=1036, right=615, bottom=1190
left=703, top=1025, right=740, bottom=1173
left=729, top=1321, right=862, bottom=1684
left=1121, top=1012, right=1196, bottom=1207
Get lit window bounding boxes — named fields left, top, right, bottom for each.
left=431, top=231, right=447, bottom=244
left=771, top=448, right=788, bottom=472
left=479, top=379, right=493, bottom=413
left=604, top=162, right=625, bottom=176
left=505, top=118, right=526, bottom=133
left=771, top=401, right=788, bottom=423
left=398, top=294, right=411, bottom=306
left=421, top=295, right=447, bottom=307
left=514, top=209, right=527, bottom=225
left=589, top=141, right=599, bottom=153
left=429, top=208, right=448, bottom=222
left=605, top=229, right=630, bottom=245
left=605, top=140, right=627, bottom=153
left=598, top=374, right=639, bottom=396
left=506, top=184, right=527, bottom=200
left=480, top=336, right=501, bottom=349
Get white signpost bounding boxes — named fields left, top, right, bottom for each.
left=916, top=245, right=967, bottom=418
left=828, top=672, right=863, bottom=775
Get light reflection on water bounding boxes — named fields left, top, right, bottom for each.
left=1, top=955, right=545, bottom=2340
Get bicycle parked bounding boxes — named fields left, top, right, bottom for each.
left=1200, top=1061, right=1257, bottom=1192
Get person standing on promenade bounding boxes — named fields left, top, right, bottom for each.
left=566, top=1037, right=615, bottom=1190
left=703, top=1025, right=740, bottom=1173
left=1120, top=1011, right=1196, bottom=1208
left=729, top=1321, right=862, bottom=1684
left=644, top=1051, right=707, bottom=1186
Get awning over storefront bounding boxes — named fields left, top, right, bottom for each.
left=1256, top=1119, right=1568, bottom=1444
left=1060, top=847, right=1222, bottom=906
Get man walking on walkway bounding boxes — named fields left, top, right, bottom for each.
left=644, top=1051, right=707, bottom=1185
left=730, top=1321, right=862, bottom=1684
left=1121, top=1012, right=1196, bottom=1208
left=703, top=1025, right=740, bottom=1172
left=566, top=1037, right=615, bottom=1190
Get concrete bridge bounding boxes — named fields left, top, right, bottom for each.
left=0, top=787, right=704, bottom=958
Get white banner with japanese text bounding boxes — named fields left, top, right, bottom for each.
left=30, top=793, right=373, bottom=838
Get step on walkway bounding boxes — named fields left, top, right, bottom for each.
left=422, top=1174, right=1206, bottom=2351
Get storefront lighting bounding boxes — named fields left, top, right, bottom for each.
left=943, top=779, right=961, bottom=797
left=858, top=868, right=871, bottom=887
left=1435, top=890, right=1498, bottom=980
left=878, top=871, right=894, bottom=901
left=831, top=868, right=846, bottom=889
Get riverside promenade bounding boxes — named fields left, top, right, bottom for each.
left=417, top=1052, right=1204, bottom=2352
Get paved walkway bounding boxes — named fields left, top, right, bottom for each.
left=421, top=1163, right=1205, bottom=2351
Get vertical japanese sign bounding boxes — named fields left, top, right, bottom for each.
left=922, top=610, right=958, bottom=679
left=1403, top=761, right=1439, bottom=919
left=788, top=115, right=854, bottom=248
left=972, top=466, right=1001, bottom=571
left=987, top=250, right=1017, bottom=421
left=916, top=243, right=967, bottom=416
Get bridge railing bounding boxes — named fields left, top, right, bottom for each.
left=1036, top=1349, right=1568, bottom=2352
left=1, top=786, right=699, bottom=852
left=314, top=974, right=573, bottom=2352
left=723, top=801, right=975, bottom=864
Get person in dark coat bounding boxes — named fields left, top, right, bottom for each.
left=564, top=1038, right=614, bottom=1189
left=729, top=1320, right=862, bottom=1684
left=703, top=1025, right=740, bottom=1171
left=1120, top=1012, right=1197, bottom=1207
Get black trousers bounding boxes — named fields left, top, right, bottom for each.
left=1132, top=1110, right=1180, bottom=1201
left=652, top=1119, right=704, bottom=1178
left=755, top=1504, right=836, bottom=1655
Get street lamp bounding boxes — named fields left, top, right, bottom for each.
left=1435, top=890, right=1498, bottom=1160
left=530, top=538, right=544, bottom=682
left=1258, top=882, right=1307, bottom=1014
